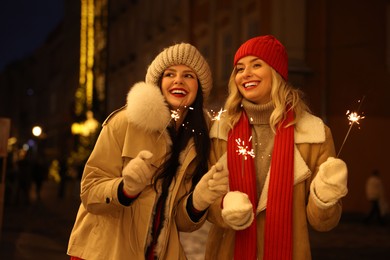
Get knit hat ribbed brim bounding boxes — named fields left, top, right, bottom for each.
left=234, top=35, right=288, bottom=81
left=145, top=43, right=213, bottom=99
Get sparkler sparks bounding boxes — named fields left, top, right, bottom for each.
left=156, top=102, right=184, bottom=142
left=337, top=96, right=366, bottom=157
left=170, top=109, right=180, bottom=121
left=346, top=110, right=365, bottom=125
left=235, top=137, right=255, bottom=177
left=156, top=104, right=197, bottom=142
left=210, top=108, right=227, bottom=121
left=209, top=108, right=227, bottom=159
left=235, top=137, right=255, bottom=160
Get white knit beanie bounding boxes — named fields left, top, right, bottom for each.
left=145, top=43, right=213, bottom=99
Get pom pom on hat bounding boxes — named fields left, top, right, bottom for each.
left=146, top=43, right=213, bottom=99
left=234, top=35, right=288, bottom=81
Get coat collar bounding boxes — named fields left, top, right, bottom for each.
left=126, top=81, right=171, bottom=133
left=294, top=111, right=326, bottom=144
left=210, top=111, right=325, bottom=144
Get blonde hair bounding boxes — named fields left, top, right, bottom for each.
left=224, top=67, right=310, bottom=132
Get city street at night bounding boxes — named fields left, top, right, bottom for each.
left=1, top=1, right=390, bottom=259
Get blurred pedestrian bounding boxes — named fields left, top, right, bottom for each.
left=364, top=169, right=387, bottom=225
left=58, top=157, right=69, bottom=199
left=15, top=149, right=33, bottom=205
left=32, top=158, right=47, bottom=200
left=205, top=35, right=348, bottom=260
left=68, top=43, right=228, bottom=260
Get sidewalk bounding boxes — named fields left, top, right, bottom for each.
left=0, top=179, right=80, bottom=260
left=1, top=179, right=389, bottom=260
left=309, top=213, right=390, bottom=260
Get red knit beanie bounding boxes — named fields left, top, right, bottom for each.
left=234, top=35, right=288, bottom=81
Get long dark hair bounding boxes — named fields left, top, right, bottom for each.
left=153, top=83, right=210, bottom=197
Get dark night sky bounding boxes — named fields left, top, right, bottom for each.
left=0, top=0, right=64, bottom=71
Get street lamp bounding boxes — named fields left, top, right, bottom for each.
left=32, top=126, right=42, bottom=137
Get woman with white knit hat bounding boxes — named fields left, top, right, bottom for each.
left=67, top=43, right=228, bottom=260
left=205, top=35, right=348, bottom=260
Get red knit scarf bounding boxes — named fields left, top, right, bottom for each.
left=227, top=110, right=294, bottom=260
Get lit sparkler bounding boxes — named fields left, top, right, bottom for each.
left=236, top=137, right=255, bottom=176
left=337, top=96, right=366, bottom=157
left=156, top=102, right=185, bottom=142
left=236, top=137, right=255, bottom=159
left=170, top=109, right=180, bottom=122
left=210, top=108, right=227, bottom=121
left=346, top=110, right=365, bottom=125
left=209, top=108, right=227, bottom=159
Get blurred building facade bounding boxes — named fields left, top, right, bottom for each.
left=0, top=1, right=80, bottom=159
left=0, top=0, right=389, bottom=213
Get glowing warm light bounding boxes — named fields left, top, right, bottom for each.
left=86, top=0, right=95, bottom=109
left=79, top=0, right=87, bottom=85
left=8, top=137, right=17, bottom=146
left=71, top=111, right=99, bottom=136
left=77, top=0, right=95, bottom=115
left=32, top=126, right=42, bottom=137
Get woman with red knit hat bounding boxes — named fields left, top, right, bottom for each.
left=205, top=35, right=348, bottom=260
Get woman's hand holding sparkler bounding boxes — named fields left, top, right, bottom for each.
left=222, top=191, right=254, bottom=230
left=310, top=157, right=348, bottom=209
left=193, top=158, right=229, bottom=211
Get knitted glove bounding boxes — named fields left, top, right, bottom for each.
left=310, top=157, right=348, bottom=209
left=222, top=191, right=254, bottom=230
left=193, top=158, right=229, bottom=211
left=123, top=150, right=154, bottom=197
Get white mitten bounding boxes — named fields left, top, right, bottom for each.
left=193, top=158, right=229, bottom=211
left=310, top=157, right=348, bottom=209
left=123, top=150, right=154, bottom=196
left=222, top=191, right=254, bottom=230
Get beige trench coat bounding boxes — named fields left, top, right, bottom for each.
left=68, top=97, right=207, bottom=259
left=205, top=112, right=343, bottom=260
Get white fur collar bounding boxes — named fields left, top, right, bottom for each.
left=126, top=81, right=171, bottom=132
left=294, top=111, right=326, bottom=143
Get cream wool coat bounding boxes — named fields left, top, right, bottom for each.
left=205, top=112, right=343, bottom=260
left=68, top=83, right=207, bottom=260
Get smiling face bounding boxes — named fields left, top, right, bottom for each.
left=235, top=55, right=273, bottom=105
left=161, top=65, right=199, bottom=110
